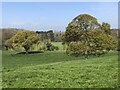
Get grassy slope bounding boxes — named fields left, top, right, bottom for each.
left=3, top=51, right=83, bottom=68
left=2, top=51, right=118, bottom=88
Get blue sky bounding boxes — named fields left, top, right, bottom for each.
left=2, top=2, right=118, bottom=31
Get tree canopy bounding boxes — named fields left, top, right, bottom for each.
left=5, top=30, right=40, bottom=53
left=64, top=14, right=117, bottom=57
left=64, top=14, right=101, bottom=42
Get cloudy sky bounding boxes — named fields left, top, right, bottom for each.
left=2, top=2, right=118, bottom=31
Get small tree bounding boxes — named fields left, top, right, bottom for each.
left=5, top=30, right=39, bottom=53
left=66, top=41, right=85, bottom=57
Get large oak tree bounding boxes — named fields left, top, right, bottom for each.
left=64, top=14, right=117, bottom=58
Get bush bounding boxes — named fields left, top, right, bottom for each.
left=54, top=46, right=59, bottom=50
left=66, top=42, right=85, bottom=57
left=50, top=45, right=54, bottom=51
left=46, top=42, right=59, bottom=51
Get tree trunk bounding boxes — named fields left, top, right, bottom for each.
left=25, top=50, right=28, bottom=54
left=23, top=46, right=30, bottom=54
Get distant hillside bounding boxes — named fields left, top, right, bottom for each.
left=0, top=28, right=24, bottom=47
left=111, top=29, right=120, bottom=38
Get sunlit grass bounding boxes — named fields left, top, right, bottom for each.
left=2, top=50, right=118, bottom=88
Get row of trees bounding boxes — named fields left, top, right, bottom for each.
left=36, top=30, right=54, bottom=41
left=63, top=14, right=117, bottom=57
left=36, top=30, right=64, bottom=42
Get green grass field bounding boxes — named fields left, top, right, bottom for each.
left=2, top=49, right=118, bottom=88
left=52, top=42, right=65, bottom=51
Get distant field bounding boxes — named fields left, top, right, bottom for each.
left=2, top=50, right=118, bottom=88
left=51, top=42, right=65, bottom=51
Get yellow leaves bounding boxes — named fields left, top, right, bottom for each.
left=66, top=41, right=85, bottom=56
left=5, top=39, right=13, bottom=46
left=5, top=30, right=40, bottom=52
left=66, top=29, right=117, bottom=56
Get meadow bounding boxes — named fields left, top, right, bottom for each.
left=2, top=43, right=119, bottom=88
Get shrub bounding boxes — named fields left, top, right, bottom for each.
left=66, top=41, right=85, bottom=57
left=49, top=45, right=59, bottom=51
left=46, top=42, right=52, bottom=51
left=50, top=45, right=54, bottom=51
left=46, top=42, right=59, bottom=51
left=42, top=45, right=47, bottom=51
left=54, top=46, right=59, bottom=50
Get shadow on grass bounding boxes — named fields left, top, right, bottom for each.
left=16, top=51, right=44, bottom=54
left=2, top=50, right=118, bottom=69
